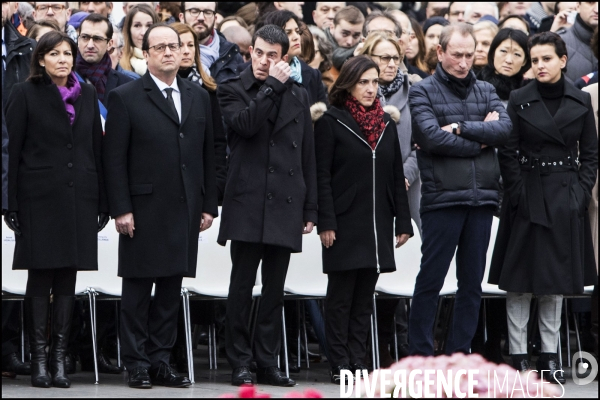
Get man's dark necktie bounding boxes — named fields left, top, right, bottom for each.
left=164, top=88, right=179, bottom=122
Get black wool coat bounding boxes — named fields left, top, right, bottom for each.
left=103, top=73, right=218, bottom=279
left=314, top=107, right=413, bottom=274
left=489, top=80, right=598, bottom=294
left=216, top=67, right=318, bottom=252
left=6, top=80, right=107, bottom=270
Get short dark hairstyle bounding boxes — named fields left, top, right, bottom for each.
left=78, top=13, right=113, bottom=39
left=487, top=28, right=531, bottom=75
left=28, top=30, right=77, bottom=83
left=497, top=14, right=531, bottom=35
left=329, top=55, right=379, bottom=107
left=142, top=22, right=182, bottom=51
left=251, top=24, right=290, bottom=58
left=528, top=31, right=568, bottom=73
left=363, top=10, right=402, bottom=38
left=256, top=10, right=300, bottom=33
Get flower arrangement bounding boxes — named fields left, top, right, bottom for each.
left=219, top=384, right=323, bottom=398
left=357, top=353, right=563, bottom=398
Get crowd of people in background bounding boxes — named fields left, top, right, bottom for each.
left=1, top=0, right=598, bottom=392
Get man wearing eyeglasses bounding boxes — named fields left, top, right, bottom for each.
left=70, top=13, right=134, bottom=376
left=76, top=14, right=133, bottom=107
left=178, top=2, right=243, bottom=84
left=32, top=2, right=77, bottom=41
left=103, top=23, right=218, bottom=389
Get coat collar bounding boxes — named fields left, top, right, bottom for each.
left=241, top=66, right=261, bottom=91
left=142, top=72, right=193, bottom=126
left=514, top=78, right=589, bottom=145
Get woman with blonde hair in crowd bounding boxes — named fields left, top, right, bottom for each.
left=473, top=20, right=499, bottom=74
left=120, top=3, right=159, bottom=76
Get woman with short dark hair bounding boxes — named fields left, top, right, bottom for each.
left=477, top=28, right=530, bottom=107
left=315, top=55, right=413, bottom=384
left=489, top=32, right=598, bottom=383
left=4, top=31, right=108, bottom=389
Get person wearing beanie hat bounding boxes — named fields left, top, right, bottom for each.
left=68, top=11, right=90, bottom=30
left=423, top=16, right=450, bottom=51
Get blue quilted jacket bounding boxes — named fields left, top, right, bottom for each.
left=408, top=64, right=513, bottom=213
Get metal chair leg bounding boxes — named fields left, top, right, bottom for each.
left=20, top=301, right=25, bottom=363
left=282, top=306, right=289, bottom=378
left=483, top=299, right=488, bottom=344
left=115, top=301, right=122, bottom=369
left=393, top=314, right=398, bottom=363
left=181, top=289, right=195, bottom=383
left=370, top=316, right=376, bottom=369
left=557, top=332, right=563, bottom=366
left=564, top=298, right=571, bottom=367
left=211, top=323, right=218, bottom=370
left=302, top=302, right=309, bottom=369
left=87, top=288, right=99, bottom=384
left=296, top=301, right=301, bottom=369
left=573, top=309, right=583, bottom=363
left=208, top=319, right=213, bottom=370
left=372, top=294, right=380, bottom=370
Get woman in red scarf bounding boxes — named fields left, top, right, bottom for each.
left=314, top=55, right=413, bottom=384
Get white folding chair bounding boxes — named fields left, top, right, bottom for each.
left=2, top=224, right=28, bottom=363
left=182, top=211, right=262, bottom=375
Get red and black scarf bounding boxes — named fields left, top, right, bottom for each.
left=75, top=50, right=112, bottom=103
left=344, top=95, right=386, bottom=149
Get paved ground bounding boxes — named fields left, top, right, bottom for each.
left=2, top=347, right=599, bottom=398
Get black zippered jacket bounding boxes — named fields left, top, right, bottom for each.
left=2, top=22, right=35, bottom=108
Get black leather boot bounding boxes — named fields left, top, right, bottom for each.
left=25, top=296, right=51, bottom=388
left=50, top=296, right=74, bottom=388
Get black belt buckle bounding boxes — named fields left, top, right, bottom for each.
left=539, top=156, right=550, bottom=174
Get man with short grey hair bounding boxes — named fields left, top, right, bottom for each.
left=408, top=23, right=512, bottom=356
left=464, top=2, right=499, bottom=24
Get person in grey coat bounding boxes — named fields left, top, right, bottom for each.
left=559, top=2, right=598, bottom=82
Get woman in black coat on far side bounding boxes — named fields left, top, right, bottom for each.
left=489, top=32, right=598, bottom=383
left=314, top=56, right=413, bottom=384
left=4, top=31, right=109, bottom=389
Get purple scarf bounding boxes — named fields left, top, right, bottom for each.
left=56, top=72, right=82, bottom=125
left=75, top=50, right=112, bottom=103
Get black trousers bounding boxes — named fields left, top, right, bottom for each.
left=409, top=206, right=493, bottom=356
left=120, top=275, right=183, bottom=370
left=325, top=268, right=379, bottom=367
left=225, top=241, right=290, bottom=369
